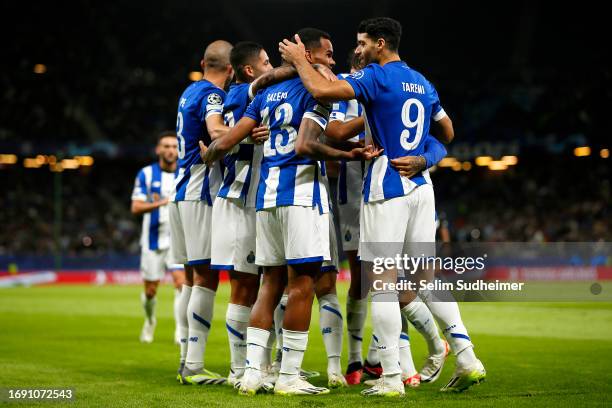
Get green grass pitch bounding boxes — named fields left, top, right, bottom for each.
left=1, top=283, right=611, bottom=407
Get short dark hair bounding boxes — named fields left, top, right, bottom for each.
left=296, top=27, right=331, bottom=51
left=357, top=17, right=402, bottom=52
left=347, top=48, right=362, bottom=70
left=230, top=41, right=264, bottom=82
left=157, top=130, right=176, bottom=143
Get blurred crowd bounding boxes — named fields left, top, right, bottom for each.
left=0, top=157, right=609, bottom=257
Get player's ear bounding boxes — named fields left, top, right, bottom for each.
left=200, top=58, right=205, bottom=71
left=377, top=38, right=385, bottom=52
left=244, top=65, right=254, bottom=79
left=305, top=49, right=313, bottom=64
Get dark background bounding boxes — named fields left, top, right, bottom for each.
left=0, top=0, right=610, bottom=259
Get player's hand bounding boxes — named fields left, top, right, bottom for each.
left=251, top=125, right=270, bottom=144
left=279, top=34, right=307, bottom=65
left=390, top=155, right=426, bottom=178
left=349, top=145, right=383, bottom=161
left=199, top=140, right=208, bottom=161
left=157, top=197, right=169, bottom=207
left=312, top=64, right=337, bottom=82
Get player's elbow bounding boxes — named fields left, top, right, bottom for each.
left=442, top=125, right=454, bottom=144
left=295, top=138, right=313, bottom=157
left=310, top=87, right=334, bottom=104
left=130, top=202, right=141, bottom=215
left=324, top=123, right=344, bottom=141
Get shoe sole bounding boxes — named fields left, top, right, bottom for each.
left=361, top=390, right=404, bottom=397
left=274, top=389, right=330, bottom=396
left=420, top=341, right=449, bottom=384
left=441, top=373, right=486, bottom=393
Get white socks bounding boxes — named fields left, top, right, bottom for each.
left=278, top=329, right=308, bottom=383
left=399, top=316, right=417, bottom=378
left=173, top=288, right=181, bottom=340
left=346, top=296, right=367, bottom=365
left=319, top=294, right=343, bottom=375
left=401, top=301, right=445, bottom=356
left=226, top=303, right=251, bottom=378
left=245, top=327, right=270, bottom=373
left=178, top=285, right=192, bottom=364
left=273, top=294, right=288, bottom=363
left=185, top=285, right=216, bottom=371
left=366, top=334, right=380, bottom=365
left=141, top=292, right=156, bottom=324
left=370, top=292, right=402, bottom=379
left=423, top=297, right=478, bottom=368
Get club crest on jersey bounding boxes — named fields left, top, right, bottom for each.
left=344, top=230, right=352, bottom=242
left=247, top=251, right=255, bottom=264
left=207, top=93, right=222, bottom=105
left=350, top=70, right=365, bottom=80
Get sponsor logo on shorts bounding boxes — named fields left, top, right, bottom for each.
left=247, top=251, right=255, bottom=264
left=344, top=230, right=352, bottom=242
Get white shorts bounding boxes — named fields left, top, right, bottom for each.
left=321, top=211, right=339, bottom=273
left=140, top=247, right=174, bottom=281
left=337, top=160, right=363, bottom=252
left=170, top=200, right=213, bottom=265
left=256, top=206, right=330, bottom=266
left=359, top=184, right=436, bottom=262
left=210, top=197, right=258, bottom=275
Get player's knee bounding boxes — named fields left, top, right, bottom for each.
left=145, top=287, right=157, bottom=299
left=289, top=285, right=315, bottom=304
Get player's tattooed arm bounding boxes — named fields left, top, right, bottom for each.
left=325, top=116, right=365, bottom=141
left=390, top=135, right=447, bottom=178
left=130, top=198, right=168, bottom=215
left=200, top=117, right=259, bottom=164
left=296, top=118, right=381, bottom=161
left=249, top=64, right=335, bottom=98
left=249, top=65, right=297, bottom=97
left=279, top=35, right=355, bottom=103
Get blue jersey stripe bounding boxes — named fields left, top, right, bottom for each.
left=148, top=163, right=162, bottom=250
left=276, top=165, right=297, bottom=208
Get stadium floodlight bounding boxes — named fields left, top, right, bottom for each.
left=601, top=148, right=609, bottom=158
left=488, top=160, right=508, bottom=170
left=438, top=157, right=458, bottom=167
left=573, top=146, right=591, bottom=157
left=501, top=155, right=518, bottom=165
left=33, top=63, right=47, bottom=74
left=49, top=163, right=64, bottom=172
left=0, top=154, right=18, bottom=164
left=61, top=159, right=80, bottom=169
left=189, top=71, right=203, bottom=81
left=462, top=161, right=472, bottom=171
left=475, top=156, right=493, bottom=166
left=75, top=156, right=94, bottom=166
left=23, top=158, right=42, bottom=168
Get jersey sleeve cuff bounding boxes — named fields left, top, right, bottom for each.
left=303, top=112, right=327, bottom=130
left=433, top=108, right=447, bottom=121
left=329, top=111, right=346, bottom=122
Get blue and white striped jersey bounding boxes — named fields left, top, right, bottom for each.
left=331, top=73, right=366, bottom=208
left=132, top=163, right=177, bottom=250
left=173, top=79, right=225, bottom=204
left=243, top=77, right=330, bottom=212
left=217, top=82, right=263, bottom=208
left=330, top=73, right=365, bottom=143
left=344, top=61, right=447, bottom=203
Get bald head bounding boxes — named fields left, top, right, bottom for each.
left=203, top=40, right=233, bottom=72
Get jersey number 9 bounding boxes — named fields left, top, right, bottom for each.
left=400, top=98, right=425, bottom=151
